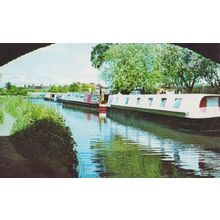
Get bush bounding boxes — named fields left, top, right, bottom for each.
left=3, top=96, right=78, bottom=177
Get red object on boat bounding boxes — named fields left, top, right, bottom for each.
left=87, top=94, right=91, bottom=103
left=99, top=104, right=107, bottom=113
left=200, top=97, right=207, bottom=112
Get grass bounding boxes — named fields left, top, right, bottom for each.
left=0, top=96, right=78, bottom=177
left=0, top=96, right=4, bottom=123
left=0, top=109, right=3, bottom=124
left=3, top=96, right=66, bottom=134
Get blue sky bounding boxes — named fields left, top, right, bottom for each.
left=0, top=43, right=101, bottom=87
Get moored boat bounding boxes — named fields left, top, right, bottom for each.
left=107, top=93, right=220, bottom=135
left=44, top=93, right=63, bottom=102
left=61, top=92, right=100, bottom=109
left=44, top=93, right=57, bottom=101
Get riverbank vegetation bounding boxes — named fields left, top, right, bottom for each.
left=0, top=96, right=78, bottom=177
left=0, top=109, right=3, bottom=123
left=91, top=43, right=220, bottom=94
left=49, top=82, right=96, bottom=93
left=0, top=82, right=96, bottom=96
left=0, top=97, right=4, bottom=123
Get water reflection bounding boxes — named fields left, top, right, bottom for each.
left=33, top=99, right=220, bottom=178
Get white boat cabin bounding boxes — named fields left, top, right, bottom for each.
left=61, top=92, right=100, bottom=104
left=107, top=94, right=220, bottom=119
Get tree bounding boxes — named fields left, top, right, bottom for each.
left=5, top=82, right=12, bottom=90
left=200, top=59, right=220, bottom=92
left=101, top=44, right=160, bottom=94
left=80, top=83, right=96, bottom=93
left=69, top=83, right=81, bottom=92
left=157, top=44, right=214, bottom=93
left=90, top=43, right=113, bottom=69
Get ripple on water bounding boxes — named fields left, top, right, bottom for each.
left=32, top=99, right=220, bottom=178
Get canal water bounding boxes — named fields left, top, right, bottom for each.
left=33, top=99, right=220, bottom=178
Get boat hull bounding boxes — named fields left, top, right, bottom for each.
left=44, top=97, right=54, bottom=101
left=61, top=99, right=99, bottom=109
left=107, top=105, right=220, bottom=136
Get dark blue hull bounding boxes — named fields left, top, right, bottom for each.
left=107, top=106, right=220, bottom=136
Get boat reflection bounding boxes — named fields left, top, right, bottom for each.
left=106, top=112, right=220, bottom=177
left=32, top=99, right=220, bottom=177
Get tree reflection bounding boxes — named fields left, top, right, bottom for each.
left=92, top=135, right=195, bottom=178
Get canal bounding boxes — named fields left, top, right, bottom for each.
left=33, top=99, right=220, bottom=178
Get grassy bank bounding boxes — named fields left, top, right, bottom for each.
left=0, top=96, right=78, bottom=177
left=4, top=96, right=65, bottom=134
left=0, top=97, right=4, bottom=123
left=0, top=109, right=3, bottom=124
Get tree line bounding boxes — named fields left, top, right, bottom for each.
left=0, top=82, right=96, bottom=96
left=91, top=43, right=220, bottom=94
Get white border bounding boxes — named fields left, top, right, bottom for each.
left=0, top=0, right=220, bottom=220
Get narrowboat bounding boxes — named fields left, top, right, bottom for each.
left=107, top=94, right=220, bottom=135
left=44, top=93, right=57, bottom=101
left=44, top=93, right=63, bottom=102
left=61, top=92, right=100, bottom=109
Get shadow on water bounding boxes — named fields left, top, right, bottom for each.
left=0, top=118, right=78, bottom=178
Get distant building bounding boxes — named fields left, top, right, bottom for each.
left=27, top=84, right=50, bottom=90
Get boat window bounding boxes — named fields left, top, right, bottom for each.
left=137, top=97, right=141, bottom=106
left=173, top=98, right=182, bottom=109
left=116, top=97, right=119, bottom=104
left=160, top=98, right=167, bottom=107
left=207, top=97, right=218, bottom=107
left=109, top=97, right=113, bottom=104
left=125, top=97, right=129, bottom=104
left=148, top=98, right=153, bottom=106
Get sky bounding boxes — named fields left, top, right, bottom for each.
left=0, top=43, right=101, bottom=87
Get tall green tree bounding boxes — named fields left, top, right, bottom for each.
left=90, top=43, right=113, bottom=69
left=5, top=82, right=12, bottom=90
left=157, top=44, right=216, bottom=93
left=200, top=59, right=220, bottom=92
left=69, top=83, right=81, bottom=92
left=101, top=44, right=160, bottom=94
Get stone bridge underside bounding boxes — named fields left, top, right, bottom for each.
left=0, top=43, right=219, bottom=67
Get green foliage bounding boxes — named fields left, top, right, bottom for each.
left=90, top=43, right=113, bottom=69
left=80, top=83, right=96, bottom=92
left=155, top=44, right=220, bottom=93
left=2, top=96, right=78, bottom=177
left=91, top=43, right=220, bottom=94
left=69, top=83, right=81, bottom=92
left=5, top=82, right=12, bottom=90
left=11, top=119, right=78, bottom=177
left=1, top=82, right=28, bottom=96
left=48, top=83, right=96, bottom=93
left=3, top=96, right=65, bottom=134
left=102, top=44, right=160, bottom=94
left=200, top=59, right=220, bottom=92
left=49, top=85, right=69, bottom=93
left=0, top=109, right=3, bottom=124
